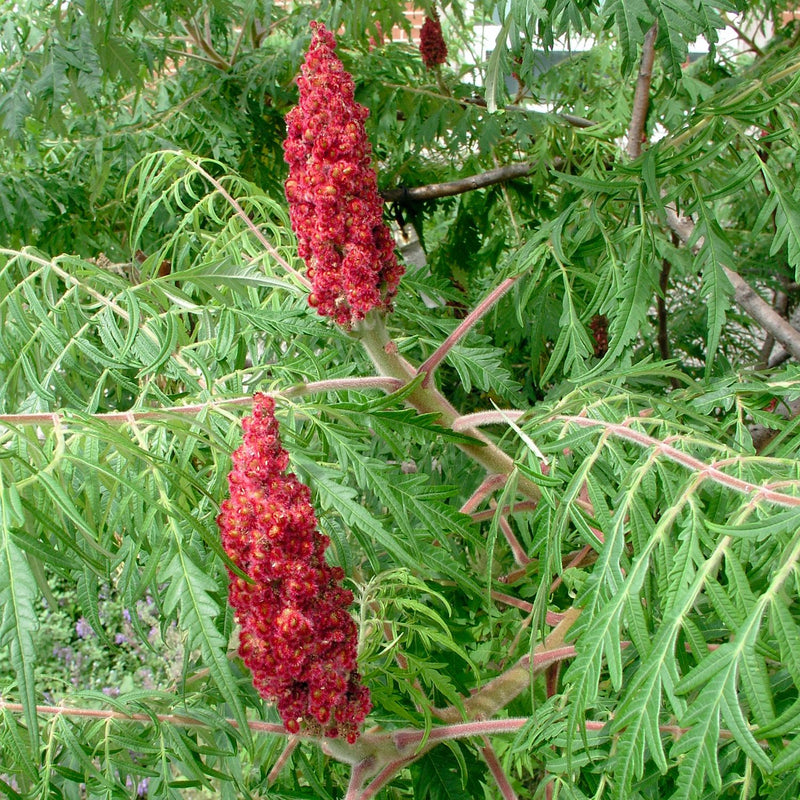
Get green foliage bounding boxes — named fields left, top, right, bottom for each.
left=2, top=1, right=800, bottom=798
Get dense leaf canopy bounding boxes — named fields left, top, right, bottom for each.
left=2, top=1, right=800, bottom=798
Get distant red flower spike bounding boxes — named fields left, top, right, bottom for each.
left=420, top=12, right=448, bottom=68
left=588, top=314, right=609, bottom=358
left=217, top=393, right=370, bottom=741
left=283, top=22, right=403, bottom=327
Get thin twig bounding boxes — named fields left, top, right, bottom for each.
left=720, top=13, right=765, bottom=57
left=180, top=18, right=231, bottom=71
left=382, top=83, right=597, bottom=127
left=229, top=16, right=250, bottom=66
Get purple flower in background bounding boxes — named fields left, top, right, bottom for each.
left=115, top=632, right=127, bottom=645
left=75, top=617, right=94, bottom=639
left=122, top=608, right=132, bottom=623
left=137, top=778, right=149, bottom=797
left=53, top=644, right=74, bottom=664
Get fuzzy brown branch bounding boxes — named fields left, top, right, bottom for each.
left=665, top=207, right=800, bottom=363
left=627, top=23, right=658, bottom=160
left=354, top=312, right=542, bottom=501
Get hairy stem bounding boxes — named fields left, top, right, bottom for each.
left=453, top=409, right=526, bottom=431
left=459, top=474, right=509, bottom=513
left=353, top=312, right=541, bottom=500
left=559, top=415, right=800, bottom=507
left=0, top=701, right=287, bottom=736
left=0, top=377, right=403, bottom=429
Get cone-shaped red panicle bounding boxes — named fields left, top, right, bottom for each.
left=283, top=22, right=403, bottom=327
left=419, top=12, right=447, bottom=68
left=217, top=394, right=371, bottom=742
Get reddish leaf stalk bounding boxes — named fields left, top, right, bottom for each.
left=186, top=158, right=311, bottom=289
left=559, top=415, right=800, bottom=507
left=416, top=276, right=518, bottom=387
left=0, top=377, right=404, bottom=429
left=452, top=409, right=526, bottom=431
left=0, top=701, right=288, bottom=736
left=267, top=737, right=299, bottom=785
left=480, top=737, right=519, bottom=800
left=498, top=512, right=532, bottom=566
left=459, top=474, right=509, bottom=513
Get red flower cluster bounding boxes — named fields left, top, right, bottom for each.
left=419, top=12, right=447, bottom=68
left=217, top=393, right=370, bottom=742
left=283, top=22, right=403, bottom=326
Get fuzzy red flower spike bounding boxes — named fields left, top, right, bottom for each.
left=217, top=393, right=370, bottom=742
left=284, top=22, right=403, bottom=327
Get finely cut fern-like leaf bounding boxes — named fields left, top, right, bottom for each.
left=161, top=544, right=250, bottom=744
left=0, top=479, right=39, bottom=753
left=691, top=193, right=734, bottom=371
left=602, top=0, right=651, bottom=73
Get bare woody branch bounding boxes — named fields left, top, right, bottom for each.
left=382, top=161, right=543, bottom=203
left=627, top=23, right=658, bottom=160
left=665, top=207, right=800, bottom=363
